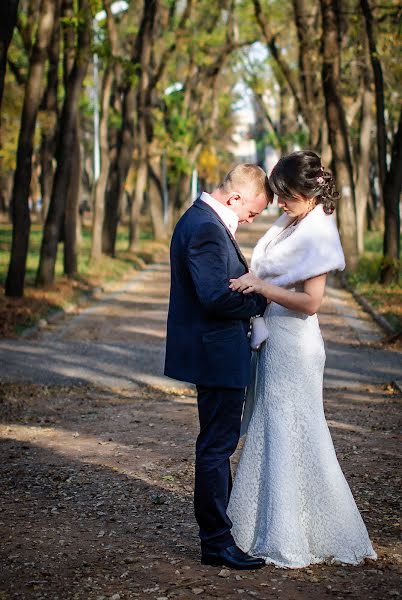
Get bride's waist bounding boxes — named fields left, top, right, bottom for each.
left=265, top=301, right=319, bottom=322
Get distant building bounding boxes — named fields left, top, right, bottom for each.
left=229, top=108, right=257, bottom=164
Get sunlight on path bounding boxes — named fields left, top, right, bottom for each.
left=0, top=212, right=400, bottom=391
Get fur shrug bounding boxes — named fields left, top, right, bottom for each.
left=251, top=204, right=345, bottom=286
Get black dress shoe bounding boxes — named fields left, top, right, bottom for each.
left=201, top=544, right=265, bottom=570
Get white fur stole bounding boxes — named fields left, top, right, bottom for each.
left=251, top=204, right=345, bottom=287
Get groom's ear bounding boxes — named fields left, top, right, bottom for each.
left=227, top=192, right=241, bottom=206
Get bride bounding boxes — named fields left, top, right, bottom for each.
left=227, top=150, right=377, bottom=568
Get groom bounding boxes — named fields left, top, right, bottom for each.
left=164, top=164, right=272, bottom=569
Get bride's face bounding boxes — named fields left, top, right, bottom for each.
left=277, top=193, right=312, bottom=219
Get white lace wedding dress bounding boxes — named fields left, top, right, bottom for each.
left=227, top=218, right=377, bottom=568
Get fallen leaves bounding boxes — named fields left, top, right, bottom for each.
left=0, top=380, right=401, bottom=599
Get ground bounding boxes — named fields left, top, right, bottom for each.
left=0, top=215, right=401, bottom=600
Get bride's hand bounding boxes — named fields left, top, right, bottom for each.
left=229, top=272, right=264, bottom=294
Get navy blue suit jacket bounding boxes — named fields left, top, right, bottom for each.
left=164, top=198, right=267, bottom=388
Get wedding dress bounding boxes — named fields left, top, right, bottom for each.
left=227, top=206, right=377, bottom=568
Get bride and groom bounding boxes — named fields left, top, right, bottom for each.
left=164, top=152, right=376, bottom=570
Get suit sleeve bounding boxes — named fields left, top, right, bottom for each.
left=187, top=221, right=267, bottom=319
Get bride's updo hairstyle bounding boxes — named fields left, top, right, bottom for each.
left=269, top=150, right=339, bottom=215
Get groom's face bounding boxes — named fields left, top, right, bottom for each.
left=228, top=190, right=268, bottom=224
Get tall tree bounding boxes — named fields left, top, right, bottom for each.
left=62, top=0, right=82, bottom=277
left=360, top=0, right=401, bottom=283
left=380, top=110, right=402, bottom=283
left=320, top=0, right=358, bottom=270
left=354, top=52, right=374, bottom=254
left=102, top=0, right=158, bottom=256
left=5, top=0, right=57, bottom=297
left=90, top=0, right=118, bottom=263
left=36, top=0, right=91, bottom=286
left=39, top=0, right=61, bottom=222
left=126, top=0, right=159, bottom=251
left=0, top=0, right=20, bottom=121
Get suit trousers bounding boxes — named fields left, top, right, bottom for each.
left=195, top=385, right=245, bottom=551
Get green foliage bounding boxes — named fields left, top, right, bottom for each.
left=346, top=230, right=401, bottom=330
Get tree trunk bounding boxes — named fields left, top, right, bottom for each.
left=380, top=109, right=402, bottom=284
left=0, top=0, right=19, bottom=120
left=172, top=171, right=192, bottom=221
left=91, top=65, right=114, bottom=263
left=278, top=82, right=295, bottom=155
left=39, top=0, right=60, bottom=222
left=355, top=73, right=374, bottom=254
left=148, top=152, right=165, bottom=240
left=102, top=84, right=136, bottom=256
left=128, top=157, right=147, bottom=251
left=102, top=162, right=121, bottom=256
left=320, top=119, right=332, bottom=166
left=103, top=0, right=158, bottom=256
left=360, top=0, right=387, bottom=194
left=36, top=0, right=90, bottom=286
left=292, top=0, right=321, bottom=149
left=5, top=0, right=57, bottom=297
left=360, top=0, right=401, bottom=284
left=63, top=116, right=80, bottom=276
left=320, top=0, right=358, bottom=270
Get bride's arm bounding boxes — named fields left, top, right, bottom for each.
left=229, top=272, right=327, bottom=316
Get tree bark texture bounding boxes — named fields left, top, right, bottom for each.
left=91, top=65, right=114, bottom=263
left=36, top=0, right=90, bottom=286
left=128, top=158, right=147, bottom=252
left=5, top=0, right=57, bottom=297
left=148, top=150, right=165, bottom=241
left=360, top=0, right=387, bottom=194
left=381, top=110, right=402, bottom=284
left=355, top=89, right=374, bottom=255
left=63, top=116, right=80, bottom=276
left=39, top=0, right=61, bottom=222
left=0, top=0, right=19, bottom=119
left=320, top=0, right=358, bottom=270
left=355, top=60, right=374, bottom=254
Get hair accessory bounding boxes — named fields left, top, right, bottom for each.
left=316, top=176, right=324, bottom=184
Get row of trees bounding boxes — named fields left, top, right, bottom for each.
left=249, top=0, right=400, bottom=277
left=0, top=0, right=400, bottom=298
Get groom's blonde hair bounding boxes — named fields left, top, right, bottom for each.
left=219, top=164, right=273, bottom=203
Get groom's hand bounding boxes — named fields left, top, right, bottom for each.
left=229, top=272, right=264, bottom=295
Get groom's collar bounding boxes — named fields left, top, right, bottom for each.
left=199, top=191, right=239, bottom=237
left=193, top=195, right=248, bottom=269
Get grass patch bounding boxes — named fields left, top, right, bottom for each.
left=0, top=221, right=168, bottom=337
left=347, top=230, right=402, bottom=332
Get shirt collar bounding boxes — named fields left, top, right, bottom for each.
left=200, top=191, right=239, bottom=237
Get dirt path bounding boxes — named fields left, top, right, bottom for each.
left=1, top=214, right=401, bottom=599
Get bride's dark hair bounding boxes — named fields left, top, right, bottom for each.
left=269, top=150, right=339, bottom=215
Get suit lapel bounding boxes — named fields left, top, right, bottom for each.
left=226, top=230, right=249, bottom=268
left=193, top=198, right=249, bottom=269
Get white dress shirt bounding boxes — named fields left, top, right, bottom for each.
left=200, top=191, right=239, bottom=238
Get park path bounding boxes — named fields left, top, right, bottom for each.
left=0, top=213, right=401, bottom=600
left=0, top=213, right=400, bottom=391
